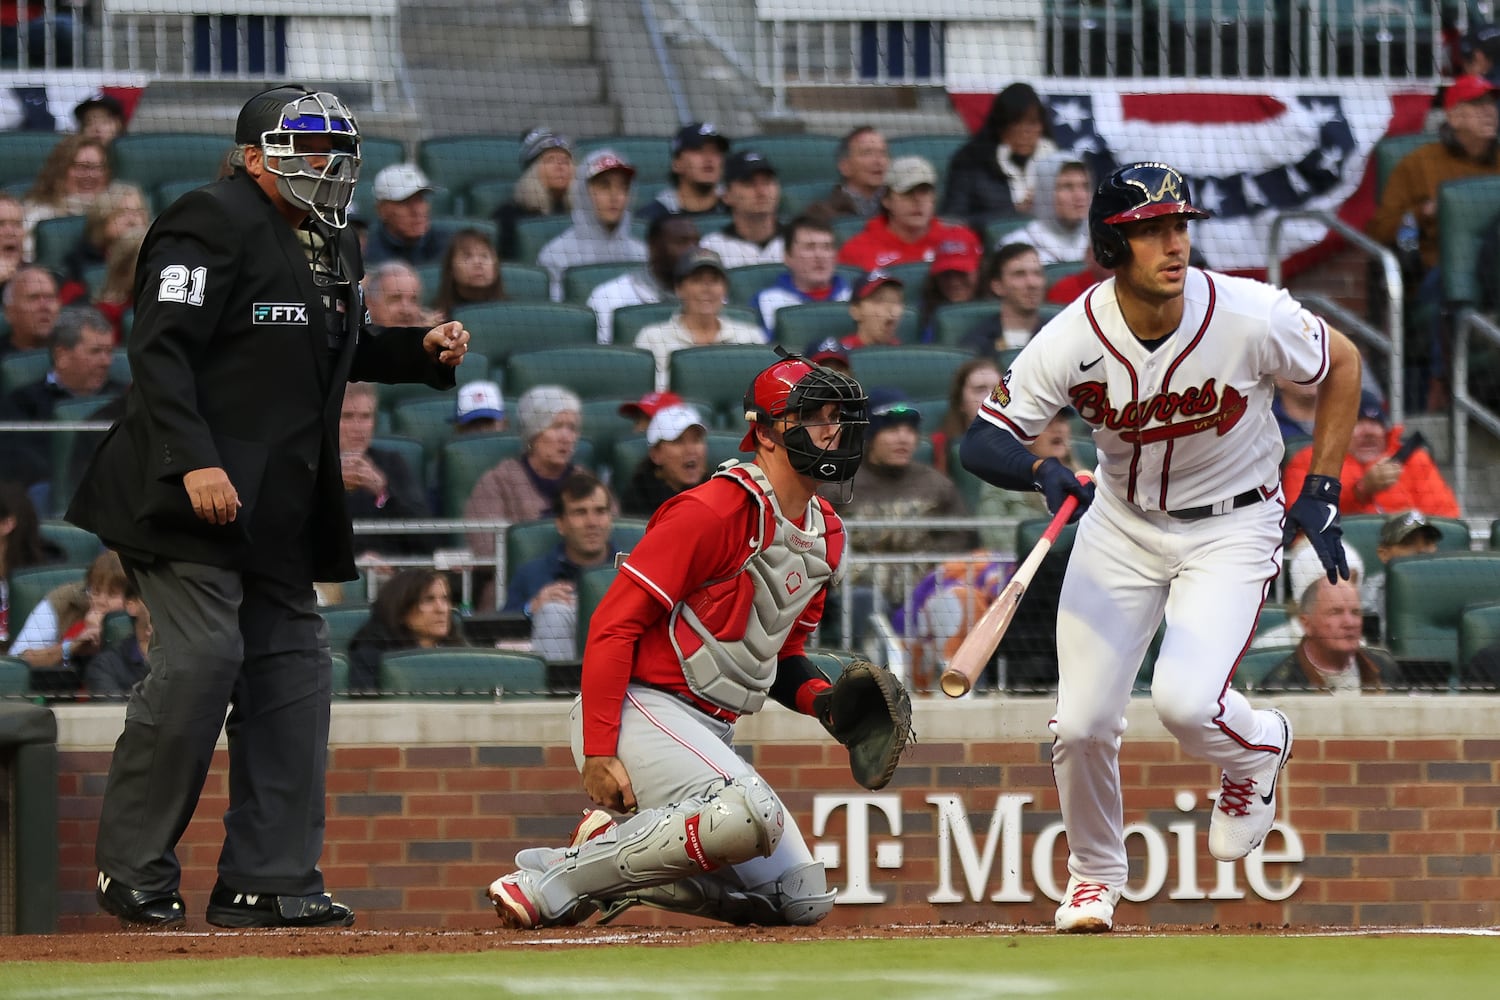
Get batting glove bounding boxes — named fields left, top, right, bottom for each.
left=1283, top=474, right=1349, bottom=584
left=1033, top=457, right=1095, bottom=524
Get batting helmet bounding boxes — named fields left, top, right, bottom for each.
left=741, top=352, right=868, bottom=483
left=1088, top=162, right=1210, bottom=269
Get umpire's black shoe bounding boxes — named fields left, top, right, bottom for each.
left=205, top=880, right=356, bottom=928
left=96, top=871, right=187, bottom=929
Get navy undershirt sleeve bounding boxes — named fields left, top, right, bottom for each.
left=959, top=416, right=1042, bottom=493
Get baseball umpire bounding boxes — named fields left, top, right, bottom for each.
left=71, top=85, right=470, bottom=929
left=487, top=352, right=912, bottom=928
left=961, top=162, right=1363, bottom=932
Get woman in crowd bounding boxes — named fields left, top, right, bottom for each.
left=59, top=181, right=150, bottom=301
left=91, top=231, right=143, bottom=341
left=496, top=127, right=574, bottom=260
left=346, top=569, right=468, bottom=692
left=432, top=227, right=507, bottom=318
left=22, top=134, right=111, bottom=258
left=942, top=82, right=1057, bottom=228
left=932, top=356, right=1000, bottom=476
left=0, top=483, right=64, bottom=654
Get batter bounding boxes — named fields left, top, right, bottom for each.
left=487, top=353, right=872, bottom=928
left=960, top=162, right=1363, bottom=933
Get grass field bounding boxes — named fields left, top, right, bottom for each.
left=5, top=933, right=1499, bottom=1000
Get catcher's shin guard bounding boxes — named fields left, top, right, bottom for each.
left=598, top=861, right=835, bottom=927
left=525, top=775, right=784, bottom=921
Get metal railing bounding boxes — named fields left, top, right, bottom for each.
left=1267, top=208, right=1407, bottom=426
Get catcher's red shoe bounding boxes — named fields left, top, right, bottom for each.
left=486, top=871, right=544, bottom=929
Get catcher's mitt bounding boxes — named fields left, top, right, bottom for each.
left=812, top=658, right=915, bottom=791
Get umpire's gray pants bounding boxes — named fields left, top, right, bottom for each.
left=94, top=558, right=332, bottom=896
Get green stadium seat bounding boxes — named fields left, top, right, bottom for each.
left=330, top=651, right=351, bottom=697
left=506, top=518, right=650, bottom=586
left=506, top=346, right=656, bottom=401
left=440, top=433, right=525, bottom=519
left=7, top=565, right=83, bottom=638
left=888, top=134, right=966, bottom=176
left=152, top=177, right=213, bottom=214
left=1458, top=600, right=1500, bottom=684
left=1016, top=517, right=1078, bottom=559
left=32, top=215, right=86, bottom=273
left=984, top=215, right=1035, bottom=249
left=575, top=565, right=619, bottom=655
left=773, top=301, right=853, bottom=347
left=109, top=132, right=230, bottom=199
left=320, top=605, right=372, bottom=658
left=500, top=263, right=553, bottom=303
left=0, top=655, right=28, bottom=697
left=1255, top=603, right=1290, bottom=636
left=932, top=300, right=996, bottom=347
left=1045, top=261, right=1088, bottom=288
left=667, top=344, right=780, bottom=418
left=350, top=137, right=407, bottom=219
left=1386, top=552, right=1500, bottom=686
left=1373, top=131, right=1435, bottom=200
left=0, top=350, right=49, bottom=396
left=726, top=262, right=787, bottom=306
left=1438, top=176, right=1500, bottom=307
left=779, top=180, right=833, bottom=218
left=576, top=136, right=673, bottom=186
left=631, top=182, right=667, bottom=212
left=431, top=216, right=498, bottom=249
left=831, top=216, right=867, bottom=245
left=417, top=135, right=526, bottom=193
left=563, top=262, right=638, bottom=304
left=378, top=648, right=550, bottom=699
left=1341, top=514, right=1472, bottom=583
left=511, top=215, right=575, bottom=265
left=733, top=134, right=840, bottom=187
left=578, top=397, right=640, bottom=470
left=883, top=261, right=933, bottom=307
left=464, top=178, right=515, bottom=219
left=611, top=302, right=675, bottom=345
left=850, top=345, right=972, bottom=400
left=368, top=434, right=427, bottom=497
left=391, top=397, right=461, bottom=470
left=1236, top=646, right=1299, bottom=693
left=1492, top=518, right=1500, bottom=550
left=38, top=520, right=102, bottom=568
left=454, top=301, right=597, bottom=365
left=0, top=132, right=64, bottom=187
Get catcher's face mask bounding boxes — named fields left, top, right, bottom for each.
left=742, top=356, right=868, bottom=483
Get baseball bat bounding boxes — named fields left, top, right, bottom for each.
left=939, top=472, right=1093, bottom=698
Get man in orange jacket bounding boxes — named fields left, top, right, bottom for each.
left=1282, top=390, right=1458, bottom=517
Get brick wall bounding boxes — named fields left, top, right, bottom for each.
left=48, top=700, right=1500, bottom=931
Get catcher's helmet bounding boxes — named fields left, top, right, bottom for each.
left=1088, top=162, right=1210, bottom=269
left=741, top=353, right=868, bottom=483
left=236, top=85, right=361, bottom=230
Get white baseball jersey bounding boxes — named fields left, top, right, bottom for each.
left=976, top=267, right=1329, bottom=512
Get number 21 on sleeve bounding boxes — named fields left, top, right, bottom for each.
left=158, top=265, right=207, bottom=306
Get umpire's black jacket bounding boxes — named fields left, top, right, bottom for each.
left=67, top=171, right=454, bottom=583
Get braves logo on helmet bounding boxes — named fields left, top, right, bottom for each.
left=1089, top=162, right=1211, bottom=269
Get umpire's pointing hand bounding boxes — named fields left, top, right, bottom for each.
left=582, top=755, right=637, bottom=814
left=424, top=321, right=470, bottom=367
left=183, top=467, right=240, bottom=525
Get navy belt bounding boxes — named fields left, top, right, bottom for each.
left=1167, top=487, right=1265, bottom=521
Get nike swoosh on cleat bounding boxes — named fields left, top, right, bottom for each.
left=1260, top=714, right=1292, bottom=805
left=1080, top=356, right=1103, bottom=371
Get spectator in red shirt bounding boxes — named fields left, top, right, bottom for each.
left=1045, top=244, right=1110, bottom=306
left=837, top=156, right=979, bottom=271
left=1282, top=390, right=1459, bottom=517
left=839, top=270, right=906, bottom=350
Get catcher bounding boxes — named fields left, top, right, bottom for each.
left=487, top=351, right=913, bottom=928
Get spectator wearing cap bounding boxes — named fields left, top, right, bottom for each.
left=1459, top=24, right=1500, bottom=86
left=1282, top=390, right=1459, bottom=519
left=538, top=149, right=647, bottom=301
left=1368, top=73, right=1500, bottom=410
left=1366, top=509, right=1444, bottom=636
left=586, top=214, right=700, bottom=343
left=503, top=472, right=621, bottom=662
left=619, top=403, right=710, bottom=517
left=838, top=156, right=981, bottom=271
left=365, top=163, right=449, bottom=267
left=917, top=236, right=982, bottom=341
left=636, top=122, right=731, bottom=226
left=840, top=271, right=906, bottom=350
left=700, top=151, right=784, bottom=268
left=74, top=93, right=128, bottom=146
left=803, top=337, right=852, bottom=375
left=336, top=382, right=431, bottom=558
left=463, top=385, right=590, bottom=561
left=943, top=82, right=1058, bottom=228
left=1260, top=577, right=1402, bottom=694
left=453, top=379, right=506, bottom=436
left=750, top=215, right=852, bottom=335
left=1014, top=155, right=1092, bottom=265
left=959, top=242, right=1047, bottom=358
left=808, top=126, right=890, bottom=222
left=496, top=127, right=574, bottom=260
left=634, top=248, right=765, bottom=389
left=618, top=389, right=684, bottom=433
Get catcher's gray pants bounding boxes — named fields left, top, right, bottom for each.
left=568, top=685, right=818, bottom=894
left=95, top=558, right=331, bottom=897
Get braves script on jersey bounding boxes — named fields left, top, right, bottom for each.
left=977, top=268, right=1329, bottom=509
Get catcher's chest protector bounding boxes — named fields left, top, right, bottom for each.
left=671, top=461, right=843, bottom=714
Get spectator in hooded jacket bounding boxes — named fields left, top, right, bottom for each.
left=496, top=127, right=574, bottom=260
left=586, top=214, right=700, bottom=343
left=837, top=156, right=980, bottom=271
left=537, top=149, right=648, bottom=301
left=750, top=215, right=852, bottom=335
left=942, top=83, right=1057, bottom=229
left=1015, top=155, right=1092, bottom=265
